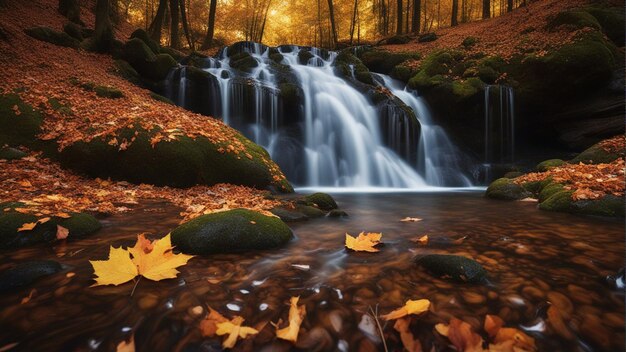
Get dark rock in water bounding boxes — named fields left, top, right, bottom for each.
left=304, top=193, right=338, bottom=210
left=327, top=209, right=348, bottom=218
left=416, top=254, right=487, bottom=283
left=295, top=205, right=325, bottom=218
left=485, top=178, right=532, bottom=200
left=0, top=260, right=62, bottom=292
left=418, top=33, right=438, bottom=43
left=24, top=26, right=80, bottom=49
left=270, top=207, right=308, bottom=222
left=0, top=147, right=27, bottom=160
left=171, top=209, right=293, bottom=254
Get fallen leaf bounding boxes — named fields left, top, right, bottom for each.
left=436, top=318, right=484, bottom=352
left=394, top=317, right=423, bottom=352
left=200, top=307, right=229, bottom=337
left=20, top=289, right=36, bottom=304
left=116, top=334, right=135, bottom=352
left=493, top=327, right=536, bottom=351
left=37, top=217, right=51, bottom=224
left=276, top=296, right=306, bottom=343
left=401, top=217, right=423, bottom=222
left=484, top=314, right=504, bottom=338
left=345, top=232, right=382, bottom=252
left=546, top=305, right=574, bottom=340
left=416, top=235, right=428, bottom=245
left=17, top=222, right=37, bottom=232
left=382, top=299, right=430, bottom=320
left=90, top=246, right=138, bottom=286
left=56, top=225, right=69, bottom=240
left=216, top=316, right=259, bottom=349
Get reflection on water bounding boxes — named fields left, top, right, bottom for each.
left=0, top=192, right=623, bottom=351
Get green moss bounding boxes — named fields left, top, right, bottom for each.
left=548, top=10, right=601, bottom=31
left=333, top=51, right=373, bottom=85
left=570, top=142, right=621, bottom=164
left=113, top=60, right=141, bottom=84
left=538, top=183, right=565, bottom=203
left=24, top=26, right=80, bottom=49
left=130, top=28, right=160, bottom=54
left=47, top=97, right=73, bottom=116
left=149, top=92, right=174, bottom=105
left=359, top=49, right=419, bottom=74
left=451, top=78, right=485, bottom=99
left=94, top=85, right=124, bottom=99
left=538, top=190, right=574, bottom=213
left=143, top=53, right=177, bottom=81
left=159, top=46, right=185, bottom=60
left=0, top=93, right=43, bottom=147
left=486, top=178, right=532, bottom=200
left=230, top=52, right=259, bottom=73
left=390, top=65, right=415, bottom=83
left=58, top=212, right=102, bottom=237
left=536, top=159, right=566, bottom=172
left=121, top=38, right=157, bottom=67
left=462, top=36, right=478, bottom=48
left=503, top=171, right=523, bottom=179
left=585, top=7, right=625, bottom=46
left=170, top=208, right=293, bottom=254
left=0, top=147, right=27, bottom=160
left=572, top=195, right=625, bottom=217
left=295, top=204, right=325, bottom=218
left=304, top=192, right=338, bottom=210
left=416, top=254, right=487, bottom=283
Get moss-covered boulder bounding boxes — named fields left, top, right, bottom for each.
left=0, top=206, right=101, bottom=249
left=388, top=35, right=411, bottom=44
left=112, top=59, right=141, bottom=84
left=122, top=37, right=157, bottom=66
left=229, top=52, right=259, bottom=73
left=585, top=7, right=625, bottom=46
left=416, top=254, right=487, bottom=283
left=94, top=85, right=124, bottom=99
left=570, top=142, right=622, bottom=164
left=121, top=39, right=176, bottom=81
left=538, top=182, right=565, bottom=203
left=539, top=191, right=624, bottom=217
left=536, top=159, right=565, bottom=172
left=129, top=29, right=160, bottom=55
left=304, top=193, right=338, bottom=210
left=295, top=204, right=325, bottom=218
left=547, top=10, right=601, bottom=31
left=24, top=26, right=80, bottom=49
left=170, top=209, right=293, bottom=254
left=0, top=260, right=62, bottom=292
left=0, top=147, right=27, bottom=160
left=63, top=22, right=84, bottom=41
left=359, top=49, right=419, bottom=74
left=418, top=33, right=437, bottom=43
left=270, top=207, right=308, bottom=222
left=58, top=126, right=292, bottom=191
left=160, top=46, right=185, bottom=61
left=503, top=171, right=523, bottom=179
left=149, top=92, right=174, bottom=105
left=0, top=94, right=43, bottom=148
left=333, top=51, right=373, bottom=85
left=486, top=178, right=532, bottom=200
left=462, top=36, right=478, bottom=48
left=327, top=209, right=348, bottom=218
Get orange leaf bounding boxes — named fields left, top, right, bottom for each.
left=493, top=327, right=536, bottom=351
left=394, top=317, right=422, bottom=352
left=436, top=318, right=484, bottom=352
left=345, top=232, right=382, bottom=252
left=382, top=299, right=430, bottom=320
left=200, top=307, right=229, bottom=337
left=116, top=334, right=135, bottom=352
left=276, top=296, right=306, bottom=343
left=484, top=314, right=504, bottom=338
left=216, top=316, right=259, bottom=349
left=56, top=225, right=69, bottom=240
left=18, top=222, right=37, bottom=232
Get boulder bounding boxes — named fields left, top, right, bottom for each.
left=570, top=141, right=622, bottom=164
left=333, top=51, right=373, bottom=85
left=327, top=209, right=348, bottom=218
left=129, top=28, right=160, bottom=54
left=270, top=207, right=308, bottom=222
left=485, top=178, right=532, bottom=200
left=295, top=204, right=325, bottom=218
left=171, top=209, right=293, bottom=254
left=418, top=33, right=438, bottom=43
left=0, top=260, right=62, bottom=292
left=24, top=26, right=80, bottom=49
left=63, top=22, right=84, bottom=41
left=416, top=254, right=487, bottom=283
left=536, top=159, right=565, bottom=171
left=304, top=192, right=338, bottom=210
left=359, top=49, right=419, bottom=74
left=94, top=85, right=124, bottom=99
left=0, top=94, right=44, bottom=148
left=0, top=147, right=27, bottom=160
left=539, top=190, right=624, bottom=217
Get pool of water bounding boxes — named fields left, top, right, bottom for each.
left=0, top=191, right=623, bottom=351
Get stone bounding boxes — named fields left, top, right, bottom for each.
left=0, top=260, right=62, bottom=292
left=304, top=192, right=338, bottom=210
left=416, top=254, right=487, bottom=283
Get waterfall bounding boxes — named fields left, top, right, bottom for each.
left=165, top=42, right=476, bottom=189
left=483, top=85, right=516, bottom=164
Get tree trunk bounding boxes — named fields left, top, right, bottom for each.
left=94, top=0, right=113, bottom=52
left=451, top=0, right=458, bottom=26
left=179, top=0, right=193, bottom=49
left=148, top=0, right=167, bottom=42
left=169, top=0, right=180, bottom=49
left=327, top=0, right=338, bottom=48
left=349, top=0, right=358, bottom=44
left=317, top=0, right=323, bottom=47
left=507, top=0, right=513, bottom=12
left=59, top=0, right=81, bottom=24
left=482, top=0, right=490, bottom=18
left=396, top=0, right=402, bottom=35
left=200, top=0, right=217, bottom=50
left=411, top=0, right=420, bottom=32
left=258, top=0, right=272, bottom=43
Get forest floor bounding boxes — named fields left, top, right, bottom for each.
left=0, top=0, right=285, bottom=220
left=381, top=0, right=621, bottom=66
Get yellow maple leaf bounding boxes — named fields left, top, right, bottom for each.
left=90, top=234, right=193, bottom=286
left=382, top=299, right=430, bottom=320
left=200, top=307, right=229, bottom=337
left=17, top=222, right=38, bottom=232
left=216, top=316, right=259, bottom=349
left=345, top=232, right=382, bottom=252
left=276, top=296, right=306, bottom=343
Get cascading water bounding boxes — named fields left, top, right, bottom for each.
left=482, top=85, right=516, bottom=181
left=165, top=42, right=474, bottom=189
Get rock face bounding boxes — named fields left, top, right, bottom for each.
left=0, top=260, right=62, bottom=292
left=171, top=209, right=293, bottom=254
left=416, top=254, right=487, bottom=283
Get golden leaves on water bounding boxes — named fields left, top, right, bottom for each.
left=345, top=232, right=382, bottom=252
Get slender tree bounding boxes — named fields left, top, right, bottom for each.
left=59, top=0, right=81, bottom=24
left=327, top=0, right=338, bottom=48
left=94, top=0, right=114, bottom=52
left=507, top=0, right=513, bottom=12
left=200, top=0, right=217, bottom=50
left=349, top=0, right=358, bottom=44
left=411, top=0, right=420, bottom=33
left=169, top=0, right=180, bottom=49
left=179, top=0, right=193, bottom=49
left=148, top=0, right=167, bottom=42
left=482, top=0, right=490, bottom=18
left=396, top=0, right=402, bottom=35
left=258, top=0, right=272, bottom=43
left=451, top=0, right=459, bottom=26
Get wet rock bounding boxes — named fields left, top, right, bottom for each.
left=540, top=191, right=625, bottom=217
left=485, top=178, right=532, bottom=200
left=0, top=260, right=62, bottom=292
left=24, top=26, right=80, bottom=49
left=304, top=193, right=338, bottom=210
left=327, top=209, right=348, bottom=218
left=270, top=207, right=308, bottom=222
left=171, top=209, right=293, bottom=254
left=0, top=147, right=27, bottom=160
left=295, top=205, right=325, bottom=218
left=416, top=254, right=487, bottom=283
left=536, top=159, right=565, bottom=172
left=538, top=183, right=565, bottom=202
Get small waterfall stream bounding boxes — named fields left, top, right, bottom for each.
left=165, top=42, right=476, bottom=189
left=482, top=85, right=516, bottom=180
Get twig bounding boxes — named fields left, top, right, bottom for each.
left=130, top=276, right=141, bottom=297
left=369, top=305, right=388, bottom=352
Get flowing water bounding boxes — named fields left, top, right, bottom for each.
left=165, top=42, right=476, bottom=188
left=1, top=193, right=623, bottom=351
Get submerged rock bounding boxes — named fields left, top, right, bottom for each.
left=485, top=178, right=532, bottom=200
left=327, top=209, right=348, bottom=218
left=0, top=260, right=62, bottom=292
left=304, top=193, right=338, bottom=210
left=416, top=254, right=487, bottom=283
left=171, top=209, right=293, bottom=254
left=270, top=207, right=308, bottom=222
left=295, top=204, right=325, bottom=218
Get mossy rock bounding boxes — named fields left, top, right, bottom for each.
left=0, top=147, right=27, bottom=160
left=333, top=51, right=373, bottom=85
left=121, top=38, right=163, bottom=79
left=94, top=85, right=124, bottom=99
left=58, top=126, right=291, bottom=191
left=304, top=192, right=338, bottom=210
left=536, top=159, right=565, bottom=172
left=462, top=36, right=478, bottom=48
left=571, top=195, right=624, bottom=217
left=142, top=53, right=177, bottom=81
left=24, top=26, right=80, bottom=49
left=270, top=207, right=308, bottom=222
left=297, top=50, right=314, bottom=64
left=130, top=28, right=160, bottom=54
left=159, top=46, right=185, bottom=61
left=390, top=64, right=415, bottom=83
left=113, top=59, right=141, bottom=84
left=451, top=78, right=485, bottom=100
left=417, top=33, right=437, bottom=43
left=570, top=142, right=621, bottom=164
left=63, top=22, right=83, bottom=41
left=503, top=171, right=523, bottom=179
left=416, top=254, right=487, bottom=283
left=538, top=190, right=574, bottom=213
left=295, top=204, right=325, bottom=218
left=48, top=97, right=73, bottom=115
left=359, top=50, right=419, bottom=74
left=170, top=209, right=293, bottom=254
left=327, top=209, right=348, bottom=218
left=538, top=183, right=565, bottom=203
left=585, top=7, right=625, bottom=46
left=0, top=260, right=62, bottom=292
left=388, top=35, right=411, bottom=44
left=0, top=210, right=101, bottom=249
left=0, top=93, right=43, bottom=147
left=149, top=92, right=174, bottom=105
left=547, top=10, right=601, bottom=31
left=230, top=52, right=258, bottom=73
left=486, top=178, right=532, bottom=200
